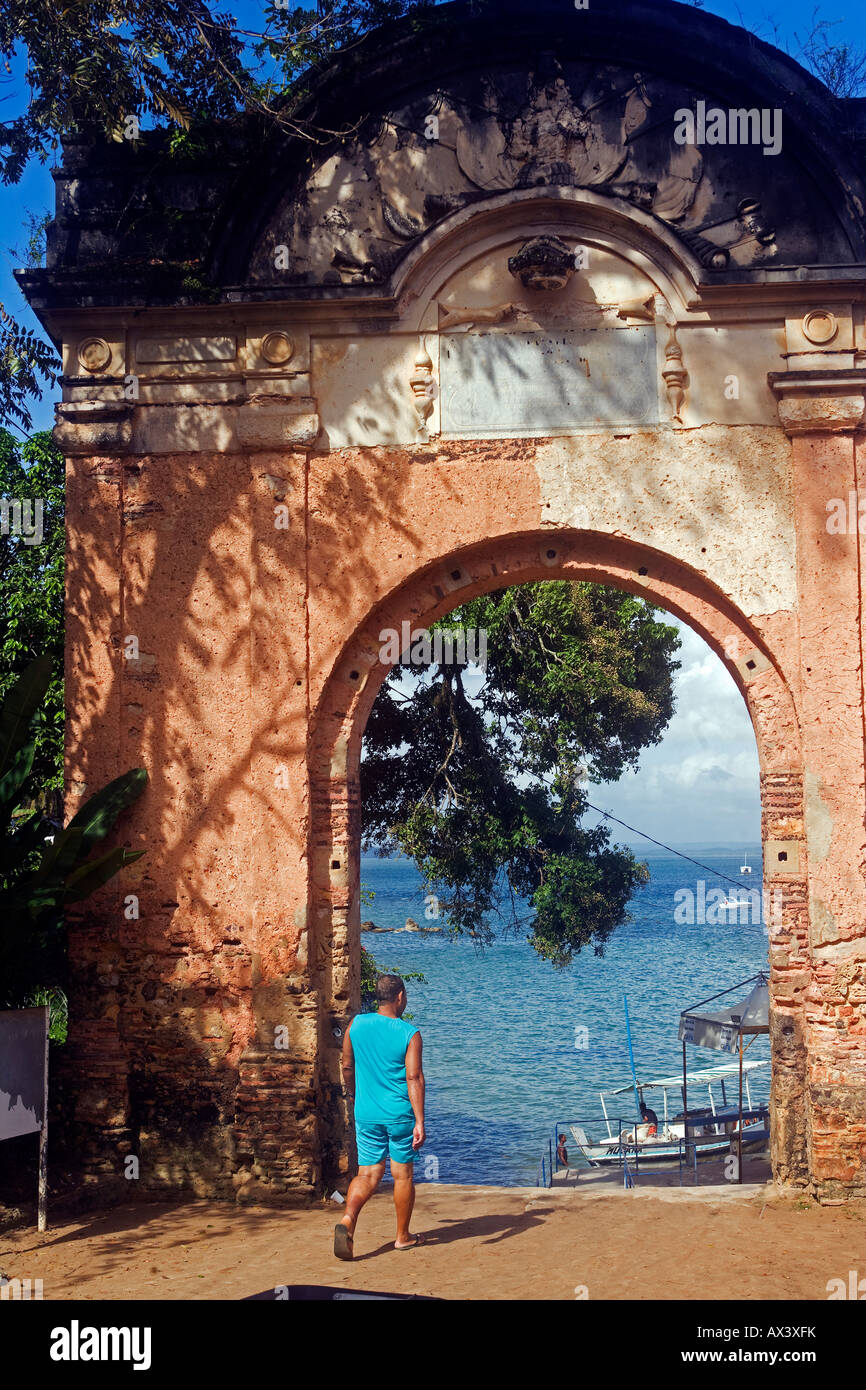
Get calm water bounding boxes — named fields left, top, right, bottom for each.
left=360, top=847, right=771, bottom=1186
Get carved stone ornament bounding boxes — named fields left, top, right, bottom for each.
left=507, top=236, right=575, bottom=291
left=617, top=295, right=658, bottom=323
left=261, top=331, right=295, bottom=365
left=77, top=337, right=112, bottom=373
left=802, top=310, right=838, bottom=345
left=661, top=324, right=688, bottom=422
left=409, top=340, right=437, bottom=441
left=438, top=302, right=518, bottom=331
left=737, top=198, right=776, bottom=248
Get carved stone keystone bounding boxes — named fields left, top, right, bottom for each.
left=507, top=236, right=575, bottom=291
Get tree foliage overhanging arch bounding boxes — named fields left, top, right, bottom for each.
left=362, top=581, right=681, bottom=966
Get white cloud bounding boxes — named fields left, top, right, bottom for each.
left=588, top=617, right=761, bottom=846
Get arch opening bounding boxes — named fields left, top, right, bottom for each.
left=308, top=532, right=808, bottom=1193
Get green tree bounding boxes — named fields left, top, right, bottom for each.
left=0, top=307, right=58, bottom=434
left=0, top=658, right=147, bottom=1031
left=0, top=430, right=64, bottom=811
left=359, top=945, right=425, bottom=1013
left=362, top=582, right=680, bottom=967
left=0, top=0, right=426, bottom=184
left=0, top=0, right=428, bottom=427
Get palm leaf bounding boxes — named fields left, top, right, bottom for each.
left=64, top=846, right=145, bottom=904
left=0, top=655, right=52, bottom=780
left=63, top=767, right=147, bottom=855
left=0, top=739, right=36, bottom=814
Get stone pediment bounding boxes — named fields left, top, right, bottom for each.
left=245, top=55, right=853, bottom=292
left=17, top=0, right=866, bottom=321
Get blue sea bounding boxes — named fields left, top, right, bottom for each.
left=360, top=847, right=771, bottom=1187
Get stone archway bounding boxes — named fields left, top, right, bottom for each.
left=19, top=0, right=866, bottom=1204
left=306, top=528, right=808, bottom=1191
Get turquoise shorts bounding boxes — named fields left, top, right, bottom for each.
left=355, top=1117, right=416, bottom=1167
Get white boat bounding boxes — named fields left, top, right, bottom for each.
left=567, top=1060, right=770, bottom=1167
left=740, top=850, right=752, bottom=875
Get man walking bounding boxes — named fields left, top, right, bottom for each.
left=334, top=973, right=425, bottom=1259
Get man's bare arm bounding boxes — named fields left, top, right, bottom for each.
left=405, top=1032, right=425, bottom=1148
left=341, top=1020, right=355, bottom=1101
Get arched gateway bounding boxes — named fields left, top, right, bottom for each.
left=20, top=0, right=866, bottom=1203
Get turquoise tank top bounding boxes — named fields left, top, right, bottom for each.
left=350, top=1013, right=419, bottom=1124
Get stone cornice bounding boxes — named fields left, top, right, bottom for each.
left=55, top=397, right=320, bottom=455
left=768, top=368, right=866, bottom=434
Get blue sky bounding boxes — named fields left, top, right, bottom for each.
left=1, top=0, right=860, bottom=844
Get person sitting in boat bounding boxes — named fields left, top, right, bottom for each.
left=639, top=1101, right=659, bottom=1136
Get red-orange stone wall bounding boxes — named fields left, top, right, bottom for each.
left=57, top=434, right=866, bottom=1204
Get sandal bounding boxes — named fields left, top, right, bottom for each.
left=334, top=1223, right=354, bottom=1261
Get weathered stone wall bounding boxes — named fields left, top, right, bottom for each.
left=55, top=411, right=865, bottom=1202
left=19, top=0, right=866, bottom=1203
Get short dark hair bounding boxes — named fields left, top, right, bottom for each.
left=376, top=973, right=405, bottom=1003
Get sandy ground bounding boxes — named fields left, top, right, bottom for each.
left=2, top=1182, right=863, bottom=1301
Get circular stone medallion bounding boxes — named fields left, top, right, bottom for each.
left=261, top=331, right=294, bottom=365
left=78, top=337, right=112, bottom=373
left=802, top=310, right=838, bottom=345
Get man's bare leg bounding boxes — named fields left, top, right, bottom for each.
left=391, top=1160, right=421, bottom=1249
left=338, top=1160, right=386, bottom=1247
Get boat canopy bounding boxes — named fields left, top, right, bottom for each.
left=604, top=1058, right=769, bottom=1096
left=678, top=976, right=769, bottom=1053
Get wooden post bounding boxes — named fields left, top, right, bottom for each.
left=37, top=1006, right=48, bottom=1232
left=737, top=1028, right=744, bottom=1185
left=682, top=1039, right=689, bottom=1171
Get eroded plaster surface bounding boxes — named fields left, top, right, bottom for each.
left=534, top=427, right=796, bottom=618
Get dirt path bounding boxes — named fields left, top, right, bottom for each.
left=1, top=1184, right=862, bottom=1301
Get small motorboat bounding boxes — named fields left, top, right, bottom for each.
left=566, top=1060, right=770, bottom=1167
left=718, top=892, right=749, bottom=910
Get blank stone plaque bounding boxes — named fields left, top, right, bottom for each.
left=440, top=328, right=659, bottom=437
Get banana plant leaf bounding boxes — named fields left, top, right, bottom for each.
left=0, top=655, right=149, bottom=959
left=0, top=739, right=36, bottom=817
left=31, top=824, right=86, bottom=883
left=63, top=846, right=145, bottom=904
left=0, top=655, right=52, bottom=781
left=33, top=768, right=147, bottom=882
left=0, top=808, right=49, bottom=875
